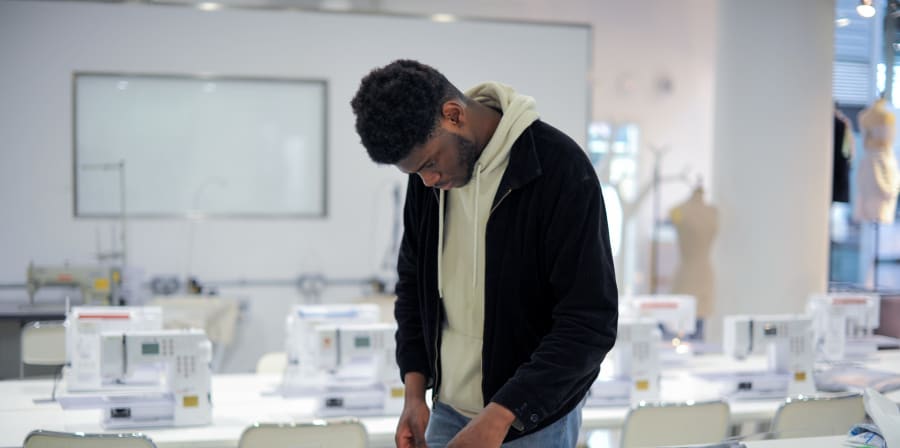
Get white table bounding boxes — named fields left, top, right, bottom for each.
left=0, top=374, right=399, bottom=448
left=1, top=352, right=898, bottom=448
left=743, top=435, right=845, bottom=447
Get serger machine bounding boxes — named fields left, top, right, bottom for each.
left=588, top=319, right=660, bottom=406
left=806, top=293, right=880, bottom=360
left=59, top=329, right=213, bottom=428
left=281, top=304, right=403, bottom=415
left=698, top=314, right=816, bottom=398
left=65, top=306, right=163, bottom=391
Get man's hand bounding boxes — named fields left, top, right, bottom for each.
left=396, top=372, right=430, bottom=448
left=446, top=402, right=515, bottom=448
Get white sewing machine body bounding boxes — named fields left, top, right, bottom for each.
left=705, top=314, right=816, bottom=398
left=621, top=295, right=697, bottom=338
left=806, top=293, right=880, bottom=361
left=281, top=304, right=402, bottom=415
left=64, top=306, right=164, bottom=391
left=59, top=329, right=213, bottom=428
left=620, top=294, right=698, bottom=361
left=589, top=319, right=660, bottom=406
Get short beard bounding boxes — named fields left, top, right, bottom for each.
left=454, top=133, right=480, bottom=187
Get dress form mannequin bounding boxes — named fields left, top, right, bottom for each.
left=855, top=98, right=900, bottom=224
left=669, top=186, right=718, bottom=320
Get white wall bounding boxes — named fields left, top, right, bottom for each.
left=0, top=0, right=590, bottom=371
left=380, top=0, right=719, bottom=294
left=711, top=0, right=834, bottom=338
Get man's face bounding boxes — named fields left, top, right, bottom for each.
left=396, top=126, right=480, bottom=190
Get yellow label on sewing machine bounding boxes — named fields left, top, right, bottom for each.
left=183, top=395, right=199, bottom=407
left=794, top=372, right=807, bottom=382
left=635, top=379, right=649, bottom=391
left=391, top=387, right=404, bottom=398
left=93, top=278, right=110, bottom=292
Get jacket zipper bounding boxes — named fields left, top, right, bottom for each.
left=432, top=300, right=442, bottom=403
left=432, top=187, right=442, bottom=403
left=490, top=188, right=513, bottom=216
left=487, top=186, right=527, bottom=432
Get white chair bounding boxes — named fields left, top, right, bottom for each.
left=23, top=429, right=157, bottom=448
left=255, top=351, right=288, bottom=374
left=238, top=420, right=368, bottom=448
left=149, top=295, right=240, bottom=371
left=770, top=392, right=865, bottom=439
left=620, top=400, right=731, bottom=448
left=20, top=321, right=66, bottom=378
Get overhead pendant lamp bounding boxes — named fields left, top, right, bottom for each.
left=858, top=0, right=877, bottom=18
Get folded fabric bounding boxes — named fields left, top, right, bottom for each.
left=864, top=387, right=900, bottom=447
left=847, top=423, right=886, bottom=448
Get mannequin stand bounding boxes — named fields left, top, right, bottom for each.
left=873, top=222, right=880, bottom=290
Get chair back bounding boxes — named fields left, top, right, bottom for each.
left=238, top=420, right=368, bottom=448
left=24, top=429, right=156, bottom=448
left=20, top=321, right=66, bottom=377
left=149, top=295, right=241, bottom=371
left=255, top=352, right=287, bottom=374
left=620, top=400, right=730, bottom=448
left=770, top=392, right=865, bottom=438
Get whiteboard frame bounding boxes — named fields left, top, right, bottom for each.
left=72, top=71, right=329, bottom=219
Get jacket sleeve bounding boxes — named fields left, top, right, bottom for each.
left=394, top=174, right=434, bottom=386
left=490, top=172, right=618, bottom=432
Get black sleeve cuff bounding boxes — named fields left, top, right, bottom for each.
left=490, top=382, right=549, bottom=433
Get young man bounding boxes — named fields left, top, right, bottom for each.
left=351, top=60, right=618, bottom=448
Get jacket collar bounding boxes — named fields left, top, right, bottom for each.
left=496, top=122, right=542, bottom=193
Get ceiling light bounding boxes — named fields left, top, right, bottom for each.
left=197, top=2, right=222, bottom=12
left=857, top=0, right=876, bottom=18
left=835, top=17, right=851, bottom=27
left=431, top=14, right=457, bottom=23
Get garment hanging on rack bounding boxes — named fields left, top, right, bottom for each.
left=855, top=99, right=900, bottom=224
left=833, top=112, right=853, bottom=203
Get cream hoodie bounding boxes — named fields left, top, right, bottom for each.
left=437, top=82, right=538, bottom=417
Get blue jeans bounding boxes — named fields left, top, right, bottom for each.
left=425, top=400, right=583, bottom=448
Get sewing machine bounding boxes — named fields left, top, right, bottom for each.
left=27, top=262, right=122, bottom=305
left=281, top=304, right=402, bottom=415
left=59, top=329, right=212, bottom=428
left=588, top=319, right=660, bottom=406
left=701, top=314, right=816, bottom=398
left=65, top=306, right=164, bottom=391
left=620, top=294, right=698, bottom=359
left=806, top=293, right=880, bottom=361
left=283, top=303, right=381, bottom=366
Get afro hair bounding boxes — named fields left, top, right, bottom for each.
left=351, top=59, right=462, bottom=164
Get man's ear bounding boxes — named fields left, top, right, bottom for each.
left=441, top=100, right=465, bottom=127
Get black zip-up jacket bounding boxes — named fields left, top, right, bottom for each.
left=394, top=120, right=618, bottom=442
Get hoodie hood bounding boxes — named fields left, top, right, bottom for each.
left=465, top=82, right=539, bottom=176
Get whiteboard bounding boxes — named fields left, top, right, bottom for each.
left=74, top=73, right=327, bottom=218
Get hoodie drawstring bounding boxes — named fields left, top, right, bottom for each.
left=473, top=164, right=482, bottom=288
left=438, top=189, right=445, bottom=299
